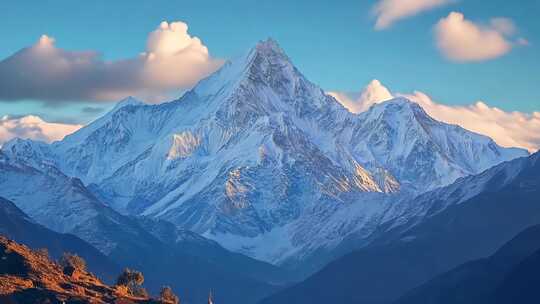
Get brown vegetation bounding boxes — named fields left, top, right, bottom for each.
left=0, top=235, right=172, bottom=304
left=160, top=286, right=180, bottom=304
left=116, top=268, right=149, bottom=298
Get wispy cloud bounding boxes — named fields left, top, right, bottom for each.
left=0, top=115, right=82, bottom=146
left=373, top=0, right=452, bottom=30
left=330, top=80, right=540, bottom=152
left=435, top=12, right=526, bottom=62
left=0, top=21, right=223, bottom=104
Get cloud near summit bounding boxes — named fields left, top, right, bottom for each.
left=0, top=21, right=223, bottom=104
left=0, top=115, right=82, bottom=146
left=328, top=80, right=393, bottom=113
left=330, top=80, right=540, bottom=153
left=373, top=0, right=452, bottom=30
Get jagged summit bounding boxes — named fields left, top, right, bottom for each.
left=370, top=96, right=422, bottom=109
left=247, top=38, right=293, bottom=75
left=361, top=97, right=453, bottom=140
left=254, top=38, right=283, bottom=52
left=112, top=96, right=144, bottom=110
left=252, top=38, right=287, bottom=58
left=246, top=38, right=295, bottom=76
left=191, top=37, right=304, bottom=103
left=363, top=97, right=428, bottom=119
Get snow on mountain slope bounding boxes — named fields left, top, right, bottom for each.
left=381, top=151, right=538, bottom=233
left=0, top=149, right=164, bottom=255
left=349, top=98, right=526, bottom=190
left=1, top=39, right=528, bottom=265
left=0, top=148, right=225, bottom=260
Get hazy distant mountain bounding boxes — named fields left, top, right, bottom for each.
left=261, top=151, right=540, bottom=304
left=1, top=39, right=526, bottom=270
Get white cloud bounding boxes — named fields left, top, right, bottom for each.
left=373, top=0, right=451, bottom=30
left=330, top=80, right=540, bottom=152
left=0, top=115, right=82, bottom=146
left=404, top=92, right=540, bottom=152
left=0, top=21, right=223, bottom=103
left=435, top=12, right=525, bottom=62
left=328, top=80, right=393, bottom=113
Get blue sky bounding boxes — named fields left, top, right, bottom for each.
left=0, top=0, right=539, bottom=124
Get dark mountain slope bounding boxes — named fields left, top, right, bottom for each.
left=138, top=217, right=293, bottom=284
left=261, top=152, right=540, bottom=304
left=0, top=196, right=119, bottom=283
left=494, top=247, right=540, bottom=303
left=395, top=224, right=540, bottom=304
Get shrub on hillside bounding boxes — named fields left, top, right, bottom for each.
left=116, top=268, right=147, bottom=298
left=59, top=252, right=86, bottom=278
left=160, top=286, right=180, bottom=304
left=60, top=252, right=86, bottom=271
left=132, top=285, right=149, bottom=298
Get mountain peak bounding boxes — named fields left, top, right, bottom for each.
left=365, top=97, right=428, bottom=121
left=253, top=38, right=285, bottom=56
left=245, top=38, right=293, bottom=76
left=112, top=96, right=144, bottom=111
left=376, top=97, right=419, bottom=109
left=192, top=37, right=314, bottom=108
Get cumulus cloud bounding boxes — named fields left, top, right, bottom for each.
left=328, top=80, right=393, bottom=113
left=0, top=21, right=222, bottom=103
left=373, top=0, right=451, bottom=30
left=435, top=12, right=525, bottom=62
left=0, top=115, right=82, bottom=146
left=330, top=80, right=540, bottom=152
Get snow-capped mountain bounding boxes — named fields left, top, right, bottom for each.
left=348, top=99, right=525, bottom=190
left=0, top=147, right=184, bottom=256
left=1, top=39, right=527, bottom=266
